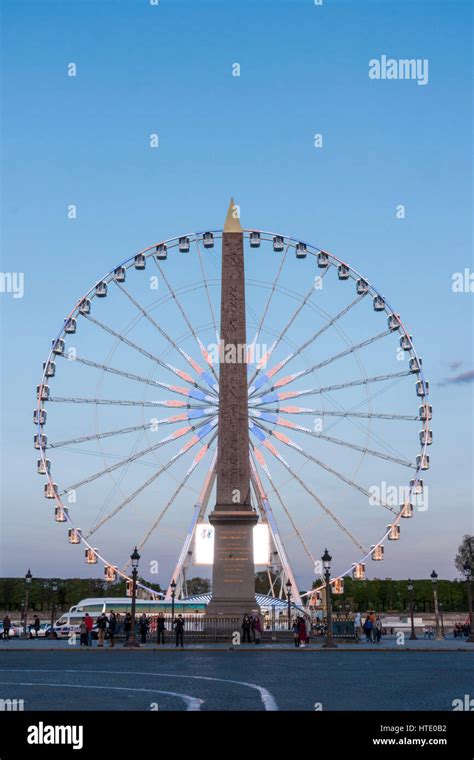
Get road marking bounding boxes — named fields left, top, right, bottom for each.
left=0, top=668, right=279, bottom=711
left=0, top=680, right=202, bottom=711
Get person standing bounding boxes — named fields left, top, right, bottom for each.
left=252, top=615, right=262, bottom=645
left=374, top=615, right=383, bottom=643
left=33, top=615, right=41, bottom=639
left=84, top=613, right=93, bottom=646
left=139, top=613, right=149, bottom=644
left=97, top=613, right=108, bottom=647
left=2, top=615, right=11, bottom=640
left=108, top=611, right=116, bottom=647
left=156, top=613, right=166, bottom=645
left=298, top=616, right=307, bottom=648
left=123, top=612, right=132, bottom=641
left=363, top=615, right=373, bottom=643
left=241, top=614, right=251, bottom=643
left=292, top=619, right=300, bottom=647
left=354, top=611, right=362, bottom=640
left=79, top=619, right=88, bottom=646
left=174, top=614, right=185, bottom=648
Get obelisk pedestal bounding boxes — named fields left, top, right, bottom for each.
left=206, top=200, right=259, bottom=617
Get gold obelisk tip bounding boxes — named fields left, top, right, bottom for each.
left=223, top=197, right=242, bottom=232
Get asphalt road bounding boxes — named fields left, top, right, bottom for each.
left=0, top=650, right=472, bottom=711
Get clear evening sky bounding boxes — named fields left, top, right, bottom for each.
left=0, top=0, right=472, bottom=587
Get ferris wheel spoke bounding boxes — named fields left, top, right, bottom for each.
left=114, top=281, right=219, bottom=393
left=62, top=416, right=217, bottom=494
left=121, top=434, right=217, bottom=569
left=85, top=428, right=218, bottom=538
left=59, top=354, right=217, bottom=403
left=82, top=313, right=213, bottom=395
left=248, top=293, right=366, bottom=397
left=195, top=239, right=219, bottom=343
left=249, top=244, right=290, bottom=349
left=48, top=396, right=217, bottom=410
left=259, top=406, right=419, bottom=421
left=154, top=260, right=219, bottom=384
left=47, top=411, right=216, bottom=450
left=249, top=370, right=412, bottom=406
left=249, top=431, right=369, bottom=553
left=251, top=414, right=413, bottom=467
left=249, top=419, right=396, bottom=514
left=250, top=448, right=316, bottom=566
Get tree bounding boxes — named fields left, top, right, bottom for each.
left=255, top=571, right=282, bottom=596
left=185, top=577, right=211, bottom=595
left=455, top=535, right=474, bottom=576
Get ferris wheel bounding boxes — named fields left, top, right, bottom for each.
left=35, top=224, right=431, bottom=605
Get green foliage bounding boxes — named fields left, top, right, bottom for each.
left=255, top=571, right=282, bottom=596
left=185, top=577, right=211, bottom=595
left=455, top=535, right=474, bottom=576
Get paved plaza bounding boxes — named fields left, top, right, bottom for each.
left=0, top=647, right=472, bottom=711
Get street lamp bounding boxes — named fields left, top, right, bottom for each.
left=24, top=569, right=33, bottom=638
left=50, top=581, right=58, bottom=635
left=322, top=549, right=337, bottom=649
left=430, top=570, right=444, bottom=640
left=124, top=547, right=140, bottom=648
left=462, top=562, right=474, bottom=643
left=439, top=601, right=445, bottom=638
left=285, top=579, right=292, bottom=631
left=407, top=579, right=417, bottom=640
left=170, top=579, right=177, bottom=626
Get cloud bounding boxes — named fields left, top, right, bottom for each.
left=444, top=370, right=474, bottom=385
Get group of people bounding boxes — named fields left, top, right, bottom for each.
left=292, top=615, right=309, bottom=647
left=241, top=613, right=262, bottom=643
left=453, top=622, right=471, bottom=638
left=79, top=610, right=187, bottom=648
left=354, top=611, right=384, bottom=643
left=2, top=614, right=42, bottom=639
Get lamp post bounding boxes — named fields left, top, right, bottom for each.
left=430, top=570, right=444, bottom=640
left=463, top=562, right=474, bottom=643
left=24, top=569, right=32, bottom=638
left=50, top=581, right=58, bottom=635
left=407, top=579, right=417, bottom=640
left=170, top=579, right=177, bottom=627
left=286, top=579, right=292, bottom=631
left=439, top=601, right=445, bottom=638
left=124, top=547, right=140, bottom=648
left=322, top=549, right=337, bottom=649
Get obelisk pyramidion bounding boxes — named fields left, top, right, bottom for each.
left=207, top=199, right=259, bottom=616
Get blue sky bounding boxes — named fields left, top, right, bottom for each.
left=0, top=0, right=472, bottom=587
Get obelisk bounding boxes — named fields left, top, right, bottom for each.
left=206, top=199, right=259, bottom=616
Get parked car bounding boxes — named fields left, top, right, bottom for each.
left=0, top=623, right=21, bottom=638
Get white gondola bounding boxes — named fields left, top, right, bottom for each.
left=34, top=433, right=47, bottom=450
left=203, top=232, right=214, bottom=248
left=134, top=253, right=146, bottom=270
left=55, top=505, right=68, bottom=522
left=296, top=242, right=307, bottom=259
left=37, top=458, right=51, bottom=475
left=416, top=380, right=428, bottom=396
left=356, top=278, right=368, bottom=294
left=68, top=528, right=81, bottom=544
left=371, top=544, right=384, bottom=560
left=352, top=563, right=366, bottom=580
left=410, top=478, right=424, bottom=494
left=37, top=384, right=50, bottom=401
left=338, top=264, right=349, bottom=280
left=318, top=251, right=329, bottom=268
left=104, top=565, right=117, bottom=582
left=85, top=548, right=98, bottom=564
left=43, top=361, right=56, bottom=377
left=419, top=403, right=432, bottom=421
left=95, top=282, right=107, bottom=298
left=179, top=236, right=190, bottom=253
left=64, top=317, right=77, bottom=334
left=155, top=243, right=167, bottom=260
left=114, top=266, right=126, bottom=282
left=44, top=482, right=58, bottom=499
left=333, top=578, right=344, bottom=594
left=419, top=429, right=433, bottom=446
left=249, top=231, right=261, bottom=248
left=33, top=409, right=47, bottom=425
left=387, top=524, right=401, bottom=540
left=416, top=453, right=430, bottom=470
left=79, top=298, right=91, bottom=315
left=387, top=314, right=400, bottom=331
left=52, top=338, right=65, bottom=355
left=400, top=334, right=412, bottom=351
left=373, top=295, right=385, bottom=311
left=401, top=502, right=414, bottom=518
left=409, top=357, right=422, bottom=373
left=273, top=235, right=284, bottom=252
